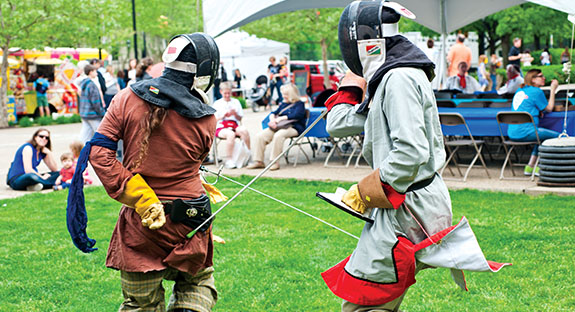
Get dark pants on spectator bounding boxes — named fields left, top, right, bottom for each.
left=9, top=171, right=59, bottom=190
left=269, top=79, right=283, bottom=104
left=213, top=79, right=222, bottom=100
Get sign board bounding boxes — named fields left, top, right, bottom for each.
left=7, top=95, right=17, bottom=123
left=292, top=70, right=309, bottom=97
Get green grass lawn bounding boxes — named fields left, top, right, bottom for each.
left=1, top=176, right=574, bottom=311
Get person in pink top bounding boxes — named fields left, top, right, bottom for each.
left=447, top=34, right=472, bottom=77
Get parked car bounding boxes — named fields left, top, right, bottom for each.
left=290, top=60, right=340, bottom=100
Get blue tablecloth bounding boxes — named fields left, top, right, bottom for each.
left=439, top=107, right=575, bottom=137
left=261, top=107, right=330, bottom=138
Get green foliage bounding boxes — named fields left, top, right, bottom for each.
left=241, top=8, right=343, bottom=61
left=17, top=116, right=33, bottom=127
left=36, top=116, right=53, bottom=126
left=497, top=65, right=575, bottom=86
left=69, top=114, right=81, bottom=123
left=1, top=178, right=574, bottom=311
left=233, top=96, right=247, bottom=109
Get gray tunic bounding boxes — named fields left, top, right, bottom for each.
left=326, top=67, right=452, bottom=283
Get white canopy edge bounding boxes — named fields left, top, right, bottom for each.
left=204, top=0, right=574, bottom=38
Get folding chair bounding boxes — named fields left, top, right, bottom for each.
left=457, top=101, right=491, bottom=108
left=439, top=113, right=491, bottom=182
left=284, top=109, right=316, bottom=166
left=436, top=100, right=456, bottom=108
left=496, top=111, right=541, bottom=181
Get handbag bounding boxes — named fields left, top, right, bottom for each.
left=269, top=119, right=297, bottom=131
left=269, top=103, right=297, bottom=131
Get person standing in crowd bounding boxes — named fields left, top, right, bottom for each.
left=509, top=69, right=559, bottom=176
left=7, top=128, right=59, bottom=191
left=444, top=61, right=481, bottom=94
left=447, top=34, right=471, bottom=77
left=89, top=58, right=107, bottom=95
left=213, top=62, right=228, bottom=100
left=561, top=47, right=570, bottom=64
left=233, top=68, right=244, bottom=88
left=540, top=47, right=552, bottom=65
left=78, top=64, right=106, bottom=143
left=247, top=83, right=306, bottom=171
left=135, top=57, right=154, bottom=81
left=497, top=64, right=524, bottom=96
left=508, top=37, right=523, bottom=71
left=85, top=32, right=219, bottom=311
left=423, top=38, right=440, bottom=89
left=116, top=70, right=127, bottom=90
left=33, top=73, right=50, bottom=117
left=103, top=65, right=120, bottom=109
left=477, top=54, right=491, bottom=92
left=278, top=56, right=289, bottom=84
left=521, top=49, right=534, bottom=67
left=125, top=58, right=138, bottom=86
left=267, top=56, right=283, bottom=106
left=213, top=82, right=251, bottom=169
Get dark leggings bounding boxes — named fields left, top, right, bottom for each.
left=9, top=171, right=59, bottom=190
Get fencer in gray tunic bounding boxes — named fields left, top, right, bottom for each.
left=327, top=66, right=452, bottom=283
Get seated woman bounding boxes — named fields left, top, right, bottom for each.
left=213, top=82, right=251, bottom=169
left=508, top=69, right=559, bottom=176
left=247, top=83, right=306, bottom=171
left=7, top=128, right=59, bottom=191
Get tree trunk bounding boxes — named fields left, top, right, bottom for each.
left=478, top=32, right=485, bottom=56
left=0, top=43, right=10, bottom=128
left=534, top=35, right=540, bottom=50
left=501, top=34, right=511, bottom=67
left=320, top=38, right=330, bottom=89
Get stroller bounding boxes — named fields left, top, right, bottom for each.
left=247, top=75, right=271, bottom=112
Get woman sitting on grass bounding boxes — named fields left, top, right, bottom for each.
left=6, top=128, right=59, bottom=191
left=508, top=69, right=559, bottom=176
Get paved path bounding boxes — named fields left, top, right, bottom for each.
left=2, top=108, right=574, bottom=200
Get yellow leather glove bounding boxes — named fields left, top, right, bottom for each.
left=201, top=181, right=228, bottom=204
left=341, top=184, right=367, bottom=214
left=117, top=174, right=166, bottom=230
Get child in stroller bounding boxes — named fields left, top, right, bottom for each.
left=247, top=75, right=271, bottom=112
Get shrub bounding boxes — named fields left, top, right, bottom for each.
left=497, top=65, right=575, bottom=86
left=36, top=116, right=53, bottom=126
left=18, top=117, right=33, bottom=127
left=69, top=114, right=81, bottom=123
left=234, top=96, right=247, bottom=109
left=55, top=115, right=71, bottom=124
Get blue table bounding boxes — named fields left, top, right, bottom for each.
left=261, top=107, right=329, bottom=138
left=439, top=107, right=575, bottom=137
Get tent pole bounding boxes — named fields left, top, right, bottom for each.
left=437, top=0, right=448, bottom=89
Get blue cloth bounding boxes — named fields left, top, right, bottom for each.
left=508, top=86, right=548, bottom=140
left=272, top=100, right=307, bottom=134
left=7, top=143, right=44, bottom=184
left=66, top=132, right=117, bottom=253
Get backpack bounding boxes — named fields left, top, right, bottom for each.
left=35, top=81, right=48, bottom=94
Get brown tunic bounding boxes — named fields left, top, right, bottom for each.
left=90, top=88, right=217, bottom=275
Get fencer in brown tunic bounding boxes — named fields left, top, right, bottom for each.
left=90, top=88, right=217, bottom=275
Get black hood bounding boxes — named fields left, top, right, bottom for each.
left=130, top=77, right=215, bottom=119
left=357, top=35, right=435, bottom=114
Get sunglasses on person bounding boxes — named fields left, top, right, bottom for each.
left=37, top=134, right=50, bottom=139
left=535, top=74, right=545, bottom=78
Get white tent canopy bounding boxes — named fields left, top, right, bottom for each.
left=204, top=0, right=575, bottom=38
left=215, top=30, right=289, bottom=86
left=204, top=0, right=575, bottom=86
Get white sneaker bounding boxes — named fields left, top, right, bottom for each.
left=224, top=160, right=236, bottom=169
left=26, top=183, right=43, bottom=192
